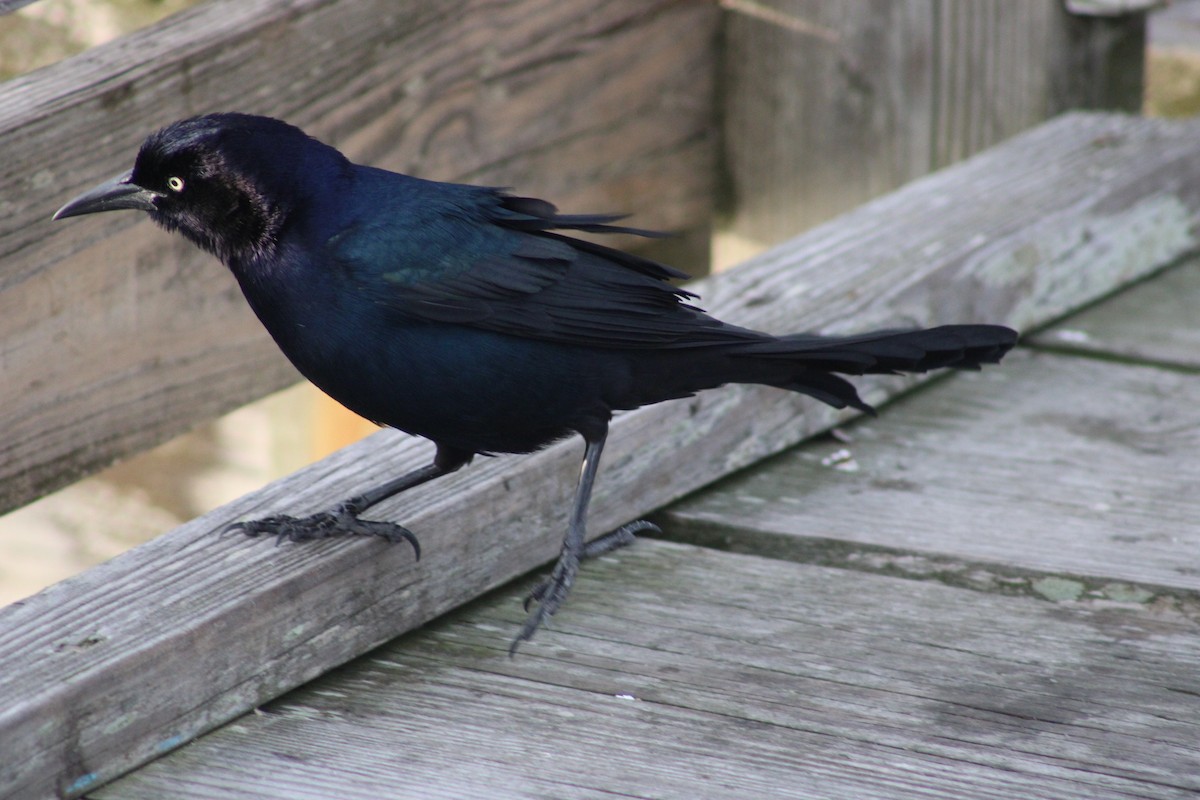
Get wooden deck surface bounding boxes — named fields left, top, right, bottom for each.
left=90, top=256, right=1200, bottom=795
left=6, top=112, right=1199, bottom=799
left=0, top=3, right=1176, bottom=795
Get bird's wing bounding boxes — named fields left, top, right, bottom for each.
left=333, top=188, right=759, bottom=349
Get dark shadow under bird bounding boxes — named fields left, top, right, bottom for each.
left=55, top=113, right=1018, bottom=652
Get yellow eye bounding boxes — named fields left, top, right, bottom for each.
left=166, top=176, right=185, bottom=192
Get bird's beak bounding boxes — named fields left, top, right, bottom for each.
left=53, top=170, right=160, bottom=220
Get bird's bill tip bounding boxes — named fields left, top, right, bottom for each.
left=53, top=170, right=158, bottom=220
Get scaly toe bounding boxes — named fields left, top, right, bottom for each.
left=224, top=509, right=420, bottom=559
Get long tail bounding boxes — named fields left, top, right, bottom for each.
left=736, top=324, right=1018, bottom=413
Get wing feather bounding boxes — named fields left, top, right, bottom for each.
left=335, top=184, right=760, bottom=349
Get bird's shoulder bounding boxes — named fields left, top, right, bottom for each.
left=322, top=168, right=740, bottom=347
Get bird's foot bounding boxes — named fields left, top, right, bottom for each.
left=510, top=519, right=657, bottom=655
left=225, top=500, right=420, bottom=559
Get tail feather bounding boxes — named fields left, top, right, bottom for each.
left=741, top=324, right=1018, bottom=413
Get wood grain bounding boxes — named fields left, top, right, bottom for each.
left=0, top=112, right=1196, bottom=799
left=95, top=540, right=1200, bottom=800
left=1028, top=255, right=1200, bottom=370
left=721, top=0, right=1146, bottom=245
left=661, top=350, right=1200, bottom=593
left=664, top=252, right=1200, bottom=591
left=0, top=0, right=718, bottom=515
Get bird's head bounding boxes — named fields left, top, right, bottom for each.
left=54, top=113, right=347, bottom=265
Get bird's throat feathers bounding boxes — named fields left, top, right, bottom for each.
left=150, top=178, right=282, bottom=267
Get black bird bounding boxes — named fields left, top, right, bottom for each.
left=55, top=113, right=1017, bottom=651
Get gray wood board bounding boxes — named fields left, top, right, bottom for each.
left=0, top=0, right=718, bottom=514
left=723, top=1, right=1145, bottom=244
left=95, top=540, right=1200, bottom=800
left=3, top=112, right=1198, bottom=800
left=1028, top=255, right=1200, bottom=370
left=660, top=350, right=1200, bottom=594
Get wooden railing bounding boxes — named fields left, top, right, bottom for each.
left=0, top=0, right=720, bottom=516
left=0, top=2, right=1155, bottom=798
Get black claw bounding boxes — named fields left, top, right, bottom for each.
left=223, top=509, right=420, bottom=560
left=509, top=610, right=546, bottom=657
left=512, top=562, right=574, bottom=655
left=511, top=519, right=650, bottom=655
left=220, top=520, right=252, bottom=539
left=582, top=519, right=656, bottom=558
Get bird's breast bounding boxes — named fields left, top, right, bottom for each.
left=245, top=282, right=619, bottom=453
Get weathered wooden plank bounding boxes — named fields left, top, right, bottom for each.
left=721, top=0, right=1146, bottom=245
left=661, top=350, right=1200, bottom=593
left=1029, top=256, right=1200, bottom=369
left=95, top=540, right=1200, bottom=800
left=1, top=112, right=1196, bottom=800
left=0, top=0, right=718, bottom=515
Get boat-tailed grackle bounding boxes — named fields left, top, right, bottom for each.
left=55, top=114, right=1018, bottom=652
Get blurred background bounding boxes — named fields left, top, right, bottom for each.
left=2, top=0, right=1199, bottom=604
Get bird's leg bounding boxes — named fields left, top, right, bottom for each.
left=226, top=445, right=472, bottom=558
left=510, top=433, right=658, bottom=654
